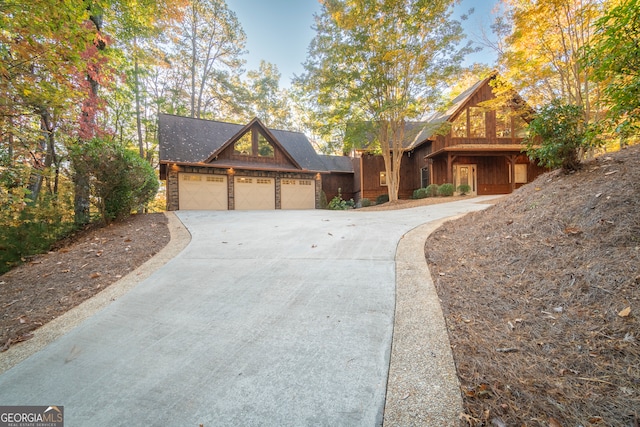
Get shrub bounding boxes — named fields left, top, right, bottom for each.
left=525, top=100, right=601, bottom=172
left=360, top=198, right=371, bottom=207
left=438, top=183, right=455, bottom=196
left=457, top=184, right=471, bottom=195
left=328, top=188, right=354, bottom=210
left=376, top=194, right=389, bottom=204
left=413, top=188, right=429, bottom=199
left=70, top=138, right=159, bottom=223
left=425, top=184, right=439, bottom=197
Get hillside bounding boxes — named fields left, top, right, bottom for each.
left=426, top=145, right=640, bottom=426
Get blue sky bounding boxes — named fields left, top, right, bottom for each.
left=225, top=0, right=501, bottom=88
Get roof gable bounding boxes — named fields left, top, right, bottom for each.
left=204, top=117, right=301, bottom=169
left=159, top=114, right=327, bottom=172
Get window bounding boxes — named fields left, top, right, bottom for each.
left=233, top=129, right=275, bottom=157
left=496, top=109, right=512, bottom=138
left=451, top=109, right=467, bottom=137
left=514, top=117, right=527, bottom=138
left=234, top=133, right=252, bottom=155
left=469, top=107, right=485, bottom=138
left=380, top=171, right=387, bottom=186
left=258, top=134, right=274, bottom=157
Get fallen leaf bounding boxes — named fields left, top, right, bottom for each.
left=564, top=227, right=582, bottom=235
left=549, top=417, right=563, bottom=427
left=618, top=306, right=631, bottom=317
left=90, top=272, right=101, bottom=279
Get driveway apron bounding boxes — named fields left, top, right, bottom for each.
left=0, top=198, right=493, bottom=426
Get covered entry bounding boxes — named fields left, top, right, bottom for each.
left=234, top=176, right=275, bottom=210
left=281, top=178, right=316, bottom=209
left=178, top=173, right=228, bottom=210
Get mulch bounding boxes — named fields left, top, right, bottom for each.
left=1, top=213, right=170, bottom=352
left=426, top=145, right=640, bottom=426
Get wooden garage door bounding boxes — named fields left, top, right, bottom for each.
left=234, top=177, right=275, bottom=210
left=281, top=179, right=316, bottom=210
left=178, top=173, right=228, bottom=210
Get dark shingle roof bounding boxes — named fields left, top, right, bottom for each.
left=159, top=114, right=328, bottom=172
left=319, top=155, right=354, bottom=173
left=159, top=114, right=242, bottom=164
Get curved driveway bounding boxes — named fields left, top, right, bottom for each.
left=0, top=198, right=493, bottom=426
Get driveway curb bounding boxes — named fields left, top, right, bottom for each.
left=384, top=216, right=465, bottom=426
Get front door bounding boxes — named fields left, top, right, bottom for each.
left=454, top=164, right=477, bottom=196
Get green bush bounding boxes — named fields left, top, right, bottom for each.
left=438, top=183, right=455, bottom=196
left=0, top=194, right=75, bottom=274
left=360, top=198, right=371, bottom=207
left=376, top=194, right=389, bottom=204
left=525, top=100, right=601, bottom=171
left=328, top=188, right=354, bottom=210
left=413, top=188, right=429, bottom=199
left=457, top=184, right=471, bottom=195
left=425, top=184, right=439, bottom=197
left=70, top=138, right=159, bottom=223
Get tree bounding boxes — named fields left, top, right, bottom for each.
left=297, top=0, right=471, bottom=202
left=586, top=0, right=640, bottom=140
left=173, top=0, right=246, bottom=119
left=496, top=0, right=606, bottom=120
left=244, top=61, right=291, bottom=128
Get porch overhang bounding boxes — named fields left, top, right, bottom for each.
left=424, top=144, right=526, bottom=159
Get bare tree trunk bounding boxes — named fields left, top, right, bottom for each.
left=134, top=37, right=144, bottom=158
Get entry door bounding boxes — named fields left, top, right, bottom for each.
left=454, top=164, right=477, bottom=196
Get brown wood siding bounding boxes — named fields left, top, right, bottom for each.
left=321, top=173, right=354, bottom=202
left=430, top=154, right=548, bottom=195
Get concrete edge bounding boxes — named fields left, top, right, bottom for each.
left=0, top=212, right=192, bottom=374
left=383, top=214, right=467, bottom=426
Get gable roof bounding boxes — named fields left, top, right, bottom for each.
left=158, top=114, right=327, bottom=172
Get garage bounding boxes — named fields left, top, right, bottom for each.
left=281, top=179, right=316, bottom=210
left=178, top=173, right=228, bottom=210
left=234, top=176, right=275, bottom=210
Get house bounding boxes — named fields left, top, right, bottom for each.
left=353, top=73, right=547, bottom=199
left=423, top=73, right=547, bottom=195
left=158, top=74, right=546, bottom=211
left=158, top=114, right=348, bottom=210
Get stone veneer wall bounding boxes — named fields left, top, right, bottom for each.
left=166, top=165, right=321, bottom=210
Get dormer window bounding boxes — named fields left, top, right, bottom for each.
left=233, top=128, right=275, bottom=158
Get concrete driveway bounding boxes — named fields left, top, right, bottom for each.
left=0, top=197, right=493, bottom=426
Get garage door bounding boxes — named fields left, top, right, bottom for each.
left=281, top=179, right=316, bottom=210
left=234, top=177, right=275, bottom=210
left=178, top=173, right=228, bottom=210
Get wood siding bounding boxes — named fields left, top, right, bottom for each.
left=321, top=173, right=354, bottom=202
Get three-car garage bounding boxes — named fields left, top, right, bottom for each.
left=177, top=173, right=316, bottom=211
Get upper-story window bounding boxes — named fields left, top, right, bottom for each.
left=496, top=109, right=512, bottom=138
left=451, top=110, right=467, bottom=138
left=258, top=134, right=274, bottom=157
left=234, top=133, right=253, bottom=155
left=451, top=107, right=485, bottom=138
left=496, top=108, right=527, bottom=139
left=469, top=107, right=485, bottom=138
left=233, top=128, right=275, bottom=158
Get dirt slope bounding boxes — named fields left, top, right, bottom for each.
left=426, top=145, right=640, bottom=426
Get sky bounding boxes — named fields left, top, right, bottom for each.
left=225, top=0, right=502, bottom=88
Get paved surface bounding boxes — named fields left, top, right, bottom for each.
left=0, top=197, right=493, bottom=426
